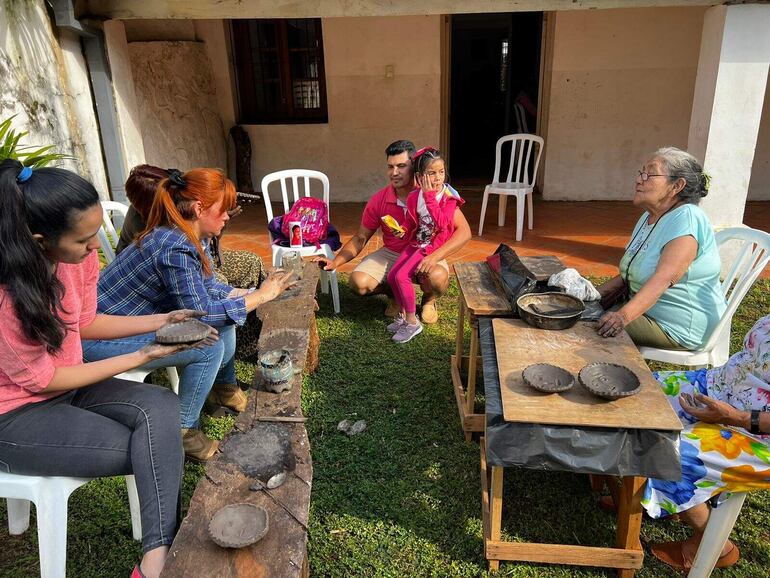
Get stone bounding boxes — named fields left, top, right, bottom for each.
left=337, top=419, right=366, bottom=436
left=156, top=318, right=211, bottom=344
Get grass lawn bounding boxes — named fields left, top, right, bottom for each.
left=1, top=277, right=769, bottom=577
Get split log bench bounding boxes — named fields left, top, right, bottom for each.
left=162, top=264, right=320, bottom=578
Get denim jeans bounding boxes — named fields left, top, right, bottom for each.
left=82, top=324, right=236, bottom=428
left=0, top=378, right=183, bottom=552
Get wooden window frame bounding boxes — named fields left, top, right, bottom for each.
left=231, top=18, right=329, bottom=125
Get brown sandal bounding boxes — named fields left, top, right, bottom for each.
left=650, top=539, right=739, bottom=571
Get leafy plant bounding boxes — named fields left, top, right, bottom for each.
left=0, top=115, right=75, bottom=167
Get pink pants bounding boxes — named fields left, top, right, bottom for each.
left=387, top=245, right=424, bottom=315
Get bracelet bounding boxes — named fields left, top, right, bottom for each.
left=750, top=410, right=762, bottom=435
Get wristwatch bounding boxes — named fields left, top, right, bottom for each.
left=750, top=410, right=762, bottom=435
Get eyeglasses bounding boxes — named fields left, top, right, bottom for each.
left=638, top=170, right=671, bottom=182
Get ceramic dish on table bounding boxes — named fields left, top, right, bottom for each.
left=578, top=362, right=641, bottom=399
left=516, top=292, right=585, bottom=330
left=522, top=363, right=575, bottom=393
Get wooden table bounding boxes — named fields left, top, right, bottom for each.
left=481, top=318, right=682, bottom=576
left=451, top=257, right=565, bottom=440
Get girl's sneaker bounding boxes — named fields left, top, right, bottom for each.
left=386, top=314, right=406, bottom=333
left=392, top=321, right=423, bottom=343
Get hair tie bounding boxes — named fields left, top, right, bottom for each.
left=167, top=168, right=187, bottom=188
left=701, top=171, right=711, bottom=195
left=412, top=147, right=439, bottom=170
left=17, top=166, right=33, bottom=183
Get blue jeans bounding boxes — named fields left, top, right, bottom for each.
left=0, top=378, right=183, bottom=552
left=82, top=325, right=236, bottom=428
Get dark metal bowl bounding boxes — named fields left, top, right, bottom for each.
left=522, top=363, right=575, bottom=393
left=578, top=362, right=641, bottom=399
left=516, top=292, right=585, bottom=330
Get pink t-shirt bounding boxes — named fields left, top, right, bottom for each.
left=361, top=185, right=410, bottom=253
left=0, top=251, right=99, bottom=414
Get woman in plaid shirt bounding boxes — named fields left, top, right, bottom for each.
left=83, top=168, right=294, bottom=461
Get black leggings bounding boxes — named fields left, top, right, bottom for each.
left=0, top=378, right=184, bottom=551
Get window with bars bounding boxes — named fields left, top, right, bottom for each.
left=231, top=19, right=328, bottom=124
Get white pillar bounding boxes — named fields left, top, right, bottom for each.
left=687, top=4, right=770, bottom=229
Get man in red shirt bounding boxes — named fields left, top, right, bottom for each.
left=318, top=140, right=471, bottom=323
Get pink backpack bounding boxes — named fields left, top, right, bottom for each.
left=280, top=197, right=329, bottom=246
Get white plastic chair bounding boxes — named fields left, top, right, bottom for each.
left=261, top=169, right=340, bottom=314
left=99, top=201, right=180, bottom=393
left=0, top=472, right=141, bottom=578
left=687, top=492, right=747, bottom=578
left=639, top=227, right=770, bottom=368
left=478, top=134, right=544, bottom=242
left=97, top=200, right=128, bottom=264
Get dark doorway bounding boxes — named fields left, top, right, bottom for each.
left=449, top=12, right=542, bottom=180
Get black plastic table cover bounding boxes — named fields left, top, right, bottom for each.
left=480, top=319, right=682, bottom=480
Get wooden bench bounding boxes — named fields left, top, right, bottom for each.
left=162, top=264, right=320, bottom=578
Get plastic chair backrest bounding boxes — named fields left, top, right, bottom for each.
left=99, top=201, right=129, bottom=264
left=492, top=134, right=543, bottom=188
left=513, top=102, right=529, bottom=134
left=260, top=169, right=330, bottom=224
left=700, top=227, right=770, bottom=353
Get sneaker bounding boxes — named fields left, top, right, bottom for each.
left=420, top=299, right=438, bottom=324
left=384, top=298, right=400, bottom=318
left=392, top=321, right=423, bottom=343
left=181, top=428, right=219, bottom=462
left=386, top=314, right=406, bottom=333
left=207, top=383, right=248, bottom=413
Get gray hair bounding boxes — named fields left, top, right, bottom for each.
left=653, top=147, right=710, bottom=205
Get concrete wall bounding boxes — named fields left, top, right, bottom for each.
left=543, top=6, right=707, bottom=200
left=749, top=81, right=770, bottom=201
left=0, top=0, right=108, bottom=196
left=242, top=16, right=442, bottom=201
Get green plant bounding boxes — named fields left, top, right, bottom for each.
left=0, top=115, right=75, bottom=167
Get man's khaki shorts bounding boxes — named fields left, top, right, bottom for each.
left=352, top=246, right=449, bottom=285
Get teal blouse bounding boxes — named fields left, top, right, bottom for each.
left=619, top=204, right=726, bottom=349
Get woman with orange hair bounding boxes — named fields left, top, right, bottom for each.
left=83, top=168, right=294, bottom=461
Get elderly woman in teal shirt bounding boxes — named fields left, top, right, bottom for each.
left=596, top=147, right=726, bottom=350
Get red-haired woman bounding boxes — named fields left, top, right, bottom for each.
left=83, top=168, right=294, bottom=461
left=117, top=165, right=266, bottom=361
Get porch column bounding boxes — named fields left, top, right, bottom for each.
left=687, top=4, right=770, bottom=229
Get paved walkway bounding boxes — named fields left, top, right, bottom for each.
left=222, top=193, right=770, bottom=278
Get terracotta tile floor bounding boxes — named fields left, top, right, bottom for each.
left=222, top=191, right=770, bottom=279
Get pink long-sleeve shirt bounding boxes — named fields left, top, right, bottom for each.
left=403, top=184, right=464, bottom=255
left=0, top=252, right=99, bottom=414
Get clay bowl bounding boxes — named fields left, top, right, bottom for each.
left=156, top=318, right=211, bottom=344
left=522, top=363, right=575, bottom=393
left=208, top=503, right=269, bottom=549
left=578, top=362, right=641, bottom=400
left=516, top=292, right=585, bottom=330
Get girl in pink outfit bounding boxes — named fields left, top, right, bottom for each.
left=387, top=148, right=464, bottom=342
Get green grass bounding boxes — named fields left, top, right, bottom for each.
left=1, top=278, right=769, bottom=577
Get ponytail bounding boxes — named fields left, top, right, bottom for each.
left=138, top=168, right=236, bottom=276
left=0, top=159, right=99, bottom=352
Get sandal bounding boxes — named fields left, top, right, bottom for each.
left=131, top=564, right=147, bottom=578
left=650, top=539, right=739, bottom=571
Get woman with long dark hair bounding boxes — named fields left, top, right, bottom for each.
left=0, top=159, right=202, bottom=578
left=84, top=168, right=294, bottom=460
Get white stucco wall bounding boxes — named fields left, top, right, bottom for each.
left=543, top=7, right=707, bottom=200
left=242, top=16, right=442, bottom=202
left=128, top=41, right=227, bottom=170
left=0, top=0, right=108, bottom=195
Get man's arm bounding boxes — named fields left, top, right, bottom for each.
left=319, top=225, right=376, bottom=270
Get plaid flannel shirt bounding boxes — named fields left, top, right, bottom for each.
left=97, top=226, right=246, bottom=327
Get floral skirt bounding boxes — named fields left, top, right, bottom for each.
left=642, top=369, right=770, bottom=518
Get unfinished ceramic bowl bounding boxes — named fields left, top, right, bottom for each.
left=522, top=363, right=575, bottom=393
left=156, top=319, right=211, bottom=344
left=516, top=293, right=585, bottom=330
left=578, top=362, right=641, bottom=399
left=208, top=503, right=269, bottom=549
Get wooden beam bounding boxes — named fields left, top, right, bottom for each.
left=485, top=541, right=644, bottom=569
left=82, top=0, right=720, bottom=20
